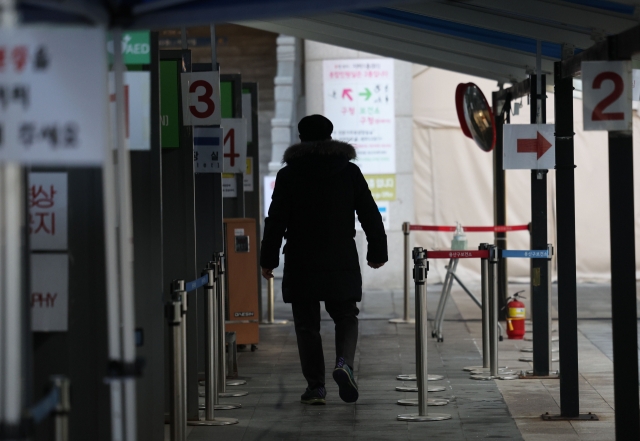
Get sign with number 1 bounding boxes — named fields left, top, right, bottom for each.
left=583, top=61, right=632, bottom=131
left=181, top=71, right=221, bottom=126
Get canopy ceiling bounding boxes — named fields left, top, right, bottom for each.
left=19, top=0, right=640, bottom=83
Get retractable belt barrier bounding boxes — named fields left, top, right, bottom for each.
left=392, top=222, right=530, bottom=326
left=396, top=248, right=451, bottom=422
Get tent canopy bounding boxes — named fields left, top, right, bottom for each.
left=20, top=0, right=640, bottom=83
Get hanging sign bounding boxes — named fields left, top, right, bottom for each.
left=193, top=127, right=222, bottom=173
left=0, top=27, right=108, bottom=165
left=109, top=71, right=151, bottom=150
left=107, top=31, right=151, bottom=65
left=503, top=124, right=555, bottom=170
left=181, top=71, right=221, bottom=126
left=582, top=61, right=632, bottom=131
left=244, top=157, right=254, bottom=192
left=221, top=118, right=247, bottom=173
left=323, top=59, right=396, bottom=174
left=31, top=253, right=69, bottom=332
left=222, top=173, right=237, bottom=198
left=29, top=172, right=68, bottom=250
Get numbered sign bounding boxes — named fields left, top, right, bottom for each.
left=583, top=61, right=632, bottom=131
left=193, top=127, right=222, bottom=173
left=221, top=118, right=247, bottom=173
left=181, top=71, right=221, bottom=126
left=0, top=27, right=108, bottom=165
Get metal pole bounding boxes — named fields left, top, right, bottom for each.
left=390, top=222, right=414, bottom=324
left=398, top=249, right=450, bottom=421
left=52, top=376, right=71, bottom=441
left=608, top=130, right=640, bottom=438
left=434, top=259, right=458, bottom=342
left=189, top=269, right=238, bottom=426
left=217, top=253, right=248, bottom=398
left=261, top=276, right=287, bottom=325
left=462, top=244, right=490, bottom=372
left=167, top=293, right=185, bottom=441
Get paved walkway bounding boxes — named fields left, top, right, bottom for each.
left=164, top=279, right=635, bottom=440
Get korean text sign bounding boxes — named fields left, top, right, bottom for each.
left=29, top=172, right=67, bottom=250
left=323, top=59, right=396, bottom=174
left=0, top=27, right=108, bottom=164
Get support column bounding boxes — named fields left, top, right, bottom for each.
left=608, top=131, right=640, bottom=439
left=492, top=92, right=508, bottom=319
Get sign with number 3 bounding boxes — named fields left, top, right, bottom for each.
left=583, top=61, right=632, bottom=132
left=181, top=71, right=221, bottom=126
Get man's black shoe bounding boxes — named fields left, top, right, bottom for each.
left=300, top=386, right=326, bottom=405
left=332, top=357, right=359, bottom=403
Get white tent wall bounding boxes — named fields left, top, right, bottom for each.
left=412, top=65, right=640, bottom=285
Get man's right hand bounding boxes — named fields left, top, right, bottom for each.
left=261, top=267, right=274, bottom=279
left=368, top=262, right=385, bottom=269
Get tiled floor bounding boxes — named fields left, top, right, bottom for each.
left=164, top=279, right=636, bottom=440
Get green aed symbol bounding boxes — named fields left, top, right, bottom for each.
left=107, top=31, right=151, bottom=65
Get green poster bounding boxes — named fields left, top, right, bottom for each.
left=364, top=174, right=396, bottom=201
left=160, top=61, right=180, bottom=149
left=221, top=81, right=234, bottom=118
left=107, top=31, right=151, bottom=65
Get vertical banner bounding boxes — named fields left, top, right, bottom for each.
left=31, top=254, right=69, bottom=332
left=29, top=172, right=68, bottom=250
left=323, top=59, right=396, bottom=174
left=109, top=71, right=151, bottom=150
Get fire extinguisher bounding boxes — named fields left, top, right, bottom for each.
left=505, top=290, right=526, bottom=340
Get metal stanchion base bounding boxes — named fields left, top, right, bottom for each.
left=463, top=365, right=508, bottom=372
left=524, top=336, right=558, bottom=342
left=260, top=320, right=289, bottom=325
left=541, top=412, right=599, bottom=421
left=468, top=367, right=515, bottom=375
left=519, top=370, right=559, bottom=379
left=219, top=391, right=248, bottom=398
left=395, top=386, right=446, bottom=393
left=199, top=403, right=242, bottom=410
left=470, top=374, right=497, bottom=381
left=396, top=374, right=444, bottom=381
left=187, top=417, right=238, bottom=426
left=389, top=318, right=415, bottom=324
left=519, top=357, right=559, bottom=363
left=226, top=380, right=247, bottom=386
left=397, top=398, right=448, bottom=406
left=520, top=347, right=558, bottom=353
left=497, top=374, right=519, bottom=380
left=397, top=413, right=451, bottom=422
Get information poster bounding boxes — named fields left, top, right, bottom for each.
left=31, top=253, right=69, bottom=332
left=323, top=59, right=395, bottom=174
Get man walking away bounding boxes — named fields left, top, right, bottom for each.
left=260, top=114, right=388, bottom=405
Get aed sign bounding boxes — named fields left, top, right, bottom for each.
left=582, top=61, right=632, bottom=131
left=221, top=118, right=247, bottom=173
left=107, top=31, right=151, bottom=65
left=181, top=71, right=221, bottom=126
left=503, top=124, right=555, bottom=170
left=0, top=27, right=108, bottom=165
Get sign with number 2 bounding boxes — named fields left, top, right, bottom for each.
left=583, top=61, right=632, bottom=132
left=181, top=71, right=221, bottom=126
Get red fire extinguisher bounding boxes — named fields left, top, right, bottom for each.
left=505, top=291, right=526, bottom=340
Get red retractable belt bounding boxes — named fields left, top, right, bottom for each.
left=409, top=224, right=529, bottom=233
left=426, top=250, right=490, bottom=259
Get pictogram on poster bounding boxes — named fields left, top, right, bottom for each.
left=323, top=59, right=395, bottom=174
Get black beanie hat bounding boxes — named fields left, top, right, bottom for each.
left=298, top=115, right=333, bottom=142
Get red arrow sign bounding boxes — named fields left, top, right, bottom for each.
left=342, top=88, right=353, bottom=101
left=517, top=131, right=552, bottom=159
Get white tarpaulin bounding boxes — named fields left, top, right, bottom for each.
left=412, top=65, right=640, bottom=284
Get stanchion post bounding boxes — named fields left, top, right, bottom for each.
left=390, top=222, right=415, bottom=324
left=166, top=289, right=186, bottom=441
left=52, top=376, right=70, bottom=441
left=189, top=267, right=238, bottom=426
left=397, top=248, right=451, bottom=421
left=261, top=273, right=287, bottom=325
left=216, top=253, right=248, bottom=398
left=462, top=244, right=490, bottom=372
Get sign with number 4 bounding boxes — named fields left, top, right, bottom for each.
left=583, top=61, right=632, bottom=131
left=181, top=71, right=221, bottom=126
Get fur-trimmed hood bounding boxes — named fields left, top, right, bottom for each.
left=282, top=140, right=356, bottom=164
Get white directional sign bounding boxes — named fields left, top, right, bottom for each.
left=193, top=127, right=222, bottom=173
left=221, top=118, right=247, bottom=173
left=0, top=27, right=108, bottom=165
left=181, top=71, right=221, bottom=126
left=503, top=124, right=555, bottom=170
left=583, top=61, right=632, bottom=131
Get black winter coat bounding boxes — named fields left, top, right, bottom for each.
left=260, top=140, right=388, bottom=303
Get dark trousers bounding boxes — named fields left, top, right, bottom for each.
left=292, top=301, right=359, bottom=390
